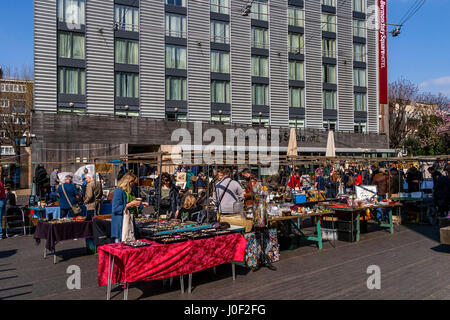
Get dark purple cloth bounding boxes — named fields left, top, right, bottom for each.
left=34, top=221, right=93, bottom=252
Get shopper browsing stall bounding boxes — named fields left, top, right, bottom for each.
left=154, top=173, right=181, bottom=220
left=57, top=175, right=80, bottom=218
left=213, top=168, right=244, bottom=215
left=111, top=173, right=149, bottom=243
left=84, top=174, right=102, bottom=219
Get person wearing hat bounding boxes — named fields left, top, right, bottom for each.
left=57, top=175, right=81, bottom=218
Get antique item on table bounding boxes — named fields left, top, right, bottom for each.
left=122, top=240, right=152, bottom=247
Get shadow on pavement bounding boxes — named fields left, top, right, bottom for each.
left=0, top=249, right=18, bottom=259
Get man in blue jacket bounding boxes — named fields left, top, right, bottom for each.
left=57, top=175, right=80, bottom=218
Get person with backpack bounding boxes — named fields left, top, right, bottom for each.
left=213, top=168, right=244, bottom=215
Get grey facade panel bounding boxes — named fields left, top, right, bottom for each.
left=231, top=0, right=252, bottom=124
left=188, top=0, right=211, bottom=121
left=86, top=0, right=114, bottom=115
left=304, top=0, right=323, bottom=128
left=337, top=0, right=354, bottom=131
left=367, top=0, right=379, bottom=133
left=34, top=0, right=57, bottom=113
left=140, top=0, right=165, bottom=119
left=270, top=0, right=289, bottom=127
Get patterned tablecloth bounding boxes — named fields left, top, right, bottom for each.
left=97, top=233, right=247, bottom=286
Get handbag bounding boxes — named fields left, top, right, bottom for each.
left=61, top=184, right=82, bottom=215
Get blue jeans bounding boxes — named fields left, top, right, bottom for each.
left=377, top=195, right=386, bottom=221
left=0, top=198, right=6, bottom=238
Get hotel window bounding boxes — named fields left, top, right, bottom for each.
left=58, top=0, right=85, bottom=25
left=252, top=56, right=269, bottom=77
left=289, top=87, right=305, bottom=108
left=289, top=60, right=304, bottom=81
left=354, top=93, right=367, bottom=111
left=252, top=84, right=269, bottom=106
left=252, top=27, right=269, bottom=49
left=115, top=39, right=139, bottom=65
left=114, top=4, right=139, bottom=32
left=165, top=13, right=187, bottom=38
left=166, top=0, right=186, bottom=7
left=354, top=121, right=367, bottom=133
left=323, top=90, right=337, bottom=110
left=166, top=112, right=187, bottom=122
left=323, top=64, right=336, bottom=84
left=165, top=76, right=187, bottom=101
left=211, top=51, right=230, bottom=73
left=323, top=120, right=337, bottom=131
left=353, top=68, right=366, bottom=87
left=58, top=67, right=85, bottom=95
left=210, top=21, right=230, bottom=44
left=289, top=118, right=305, bottom=129
left=211, top=114, right=231, bottom=124
left=353, top=43, right=366, bottom=62
left=165, top=45, right=187, bottom=69
left=322, top=38, right=336, bottom=58
left=353, top=19, right=366, bottom=38
left=252, top=116, right=269, bottom=127
left=353, top=0, right=366, bottom=13
left=321, top=14, right=336, bottom=33
left=58, top=32, right=85, bottom=59
left=288, top=7, right=305, bottom=27
left=211, top=0, right=229, bottom=14
left=115, top=72, right=139, bottom=98
left=211, top=80, right=230, bottom=104
left=288, top=32, right=304, bottom=54
left=322, top=0, right=336, bottom=6
left=251, top=0, right=268, bottom=21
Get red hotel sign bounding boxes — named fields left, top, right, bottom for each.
left=378, top=0, right=388, bottom=104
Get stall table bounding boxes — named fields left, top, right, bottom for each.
left=268, top=211, right=335, bottom=250
left=317, top=203, right=402, bottom=241
left=34, top=220, right=93, bottom=264
left=391, top=197, right=433, bottom=224
left=98, top=232, right=247, bottom=300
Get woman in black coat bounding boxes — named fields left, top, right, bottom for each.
left=154, top=173, right=181, bottom=219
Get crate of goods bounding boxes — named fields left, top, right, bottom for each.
left=321, top=228, right=337, bottom=241
left=360, top=219, right=368, bottom=234
left=294, top=194, right=307, bottom=204
left=322, top=219, right=337, bottom=229
left=338, top=231, right=357, bottom=242
left=337, top=219, right=358, bottom=232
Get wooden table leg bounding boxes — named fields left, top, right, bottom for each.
left=316, top=219, right=322, bottom=250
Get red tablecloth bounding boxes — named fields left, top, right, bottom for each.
left=97, top=233, right=247, bottom=286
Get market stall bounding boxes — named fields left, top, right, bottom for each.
left=34, top=217, right=93, bottom=264
left=98, top=231, right=247, bottom=300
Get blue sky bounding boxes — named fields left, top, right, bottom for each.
left=0, top=0, right=448, bottom=97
